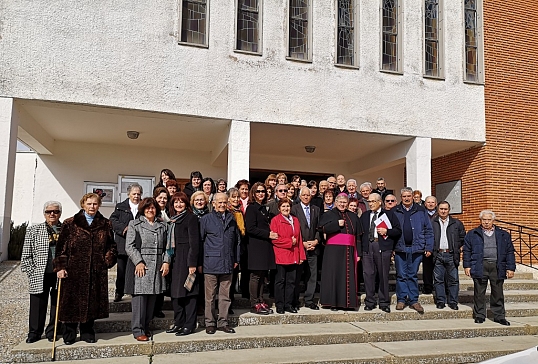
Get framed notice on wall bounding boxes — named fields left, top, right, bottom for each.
left=118, top=175, right=155, bottom=201
left=84, top=182, right=118, bottom=207
left=435, top=180, right=462, bottom=214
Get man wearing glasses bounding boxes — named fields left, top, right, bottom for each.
left=383, top=194, right=398, bottom=210
left=21, top=201, right=64, bottom=343
left=267, top=183, right=289, bottom=218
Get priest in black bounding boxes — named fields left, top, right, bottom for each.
left=318, top=193, right=363, bottom=310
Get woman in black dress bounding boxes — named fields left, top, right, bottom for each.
left=245, top=182, right=278, bottom=315
left=165, top=192, right=201, bottom=336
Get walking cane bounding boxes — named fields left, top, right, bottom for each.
left=51, top=278, right=62, bottom=362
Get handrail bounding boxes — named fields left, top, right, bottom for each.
left=495, top=220, right=538, bottom=269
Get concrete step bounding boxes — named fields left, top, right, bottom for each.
left=11, top=317, right=538, bottom=362
left=108, top=289, right=538, bottom=313
left=93, top=302, right=538, bottom=333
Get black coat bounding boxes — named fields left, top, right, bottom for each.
left=319, top=208, right=362, bottom=254
left=431, top=216, right=466, bottom=266
left=360, top=209, right=401, bottom=254
left=109, top=199, right=136, bottom=255
left=169, top=212, right=201, bottom=298
left=245, top=202, right=276, bottom=270
left=183, top=183, right=200, bottom=200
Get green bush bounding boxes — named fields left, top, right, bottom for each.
left=8, top=221, right=28, bottom=260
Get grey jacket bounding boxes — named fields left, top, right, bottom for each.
left=125, top=217, right=168, bottom=295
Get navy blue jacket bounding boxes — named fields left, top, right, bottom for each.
left=463, top=226, right=516, bottom=280
left=393, top=203, right=434, bottom=253
left=199, top=211, right=241, bottom=275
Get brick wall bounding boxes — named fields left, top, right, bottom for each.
left=432, top=1, right=538, bottom=263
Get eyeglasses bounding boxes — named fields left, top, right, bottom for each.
left=255, top=190, right=266, bottom=194
left=278, top=189, right=288, bottom=193
left=366, top=200, right=378, bottom=203
left=45, top=210, right=61, bottom=215
left=385, top=199, right=396, bottom=203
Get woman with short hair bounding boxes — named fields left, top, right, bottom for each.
left=165, top=192, right=201, bottom=336
left=54, top=193, right=117, bottom=345
left=191, top=191, right=210, bottom=219
left=166, top=179, right=179, bottom=197
left=125, top=198, right=169, bottom=341
left=217, top=179, right=227, bottom=193
left=323, top=189, right=335, bottom=213
left=183, top=171, right=203, bottom=199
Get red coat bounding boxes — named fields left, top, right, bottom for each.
left=270, top=214, right=306, bottom=265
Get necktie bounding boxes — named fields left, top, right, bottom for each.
left=369, top=212, right=378, bottom=242
left=305, top=206, right=310, bottom=228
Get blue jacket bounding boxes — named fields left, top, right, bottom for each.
left=393, top=203, right=434, bottom=253
left=463, top=226, right=516, bottom=280
left=199, top=211, right=241, bottom=275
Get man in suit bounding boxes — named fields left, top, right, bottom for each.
left=267, top=183, right=288, bottom=218
left=422, top=196, right=438, bottom=294
left=360, top=193, right=401, bottom=313
left=291, top=187, right=321, bottom=310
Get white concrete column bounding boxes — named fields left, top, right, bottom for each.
left=227, top=120, right=250, bottom=186
left=405, top=137, right=431, bottom=197
left=0, top=98, right=19, bottom=261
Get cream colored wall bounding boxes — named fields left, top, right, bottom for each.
left=12, top=141, right=226, bottom=225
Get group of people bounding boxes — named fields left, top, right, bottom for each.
left=20, top=170, right=517, bottom=346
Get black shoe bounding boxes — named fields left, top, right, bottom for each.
left=82, top=338, right=96, bottom=343
left=276, top=308, right=285, bottom=314
left=206, top=326, right=216, bottom=334
left=228, top=308, right=234, bottom=315
left=175, top=328, right=193, bottom=336
left=330, top=307, right=339, bottom=311
left=307, top=303, right=319, bottom=310
left=494, top=318, right=510, bottom=326
left=422, top=289, right=433, bottom=295
left=380, top=306, right=391, bottom=313
left=293, top=306, right=300, bottom=312
left=166, top=325, right=182, bottom=334
left=113, top=293, right=123, bottom=302
left=364, top=305, right=375, bottom=311
left=154, top=311, right=165, bottom=318
left=474, top=317, right=485, bottom=324
left=64, top=339, right=76, bottom=345
left=285, top=307, right=298, bottom=314
left=448, top=303, right=459, bottom=311
left=436, top=302, right=445, bottom=309
left=26, top=336, right=40, bottom=344
left=218, top=326, right=236, bottom=334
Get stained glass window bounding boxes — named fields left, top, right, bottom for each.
left=181, top=0, right=207, bottom=45
left=382, top=0, right=399, bottom=72
left=237, top=0, right=260, bottom=53
left=425, top=0, right=440, bottom=77
left=464, top=0, right=478, bottom=82
left=337, top=0, right=355, bottom=66
left=289, top=0, right=309, bottom=60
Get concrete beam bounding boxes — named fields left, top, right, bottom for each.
left=0, top=98, right=19, bottom=261
left=15, top=102, right=55, bottom=155
left=347, top=139, right=411, bottom=175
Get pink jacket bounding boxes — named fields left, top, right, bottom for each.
left=270, top=214, right=306, bottom=265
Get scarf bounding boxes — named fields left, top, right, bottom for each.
left=46, top=222, right=62, bottom=246
left=228, top=204, right=246, bottom=236
left=166, top=210, right=187, bottom=257
left=193, top=206, right=209, bottom=219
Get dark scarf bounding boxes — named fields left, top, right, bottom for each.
left=193, top=206, right=209, bottom=219
left=166, top=210, right=187, bottom=257
left=46, top=222, right=62, bottom=246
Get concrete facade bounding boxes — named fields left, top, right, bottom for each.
left=0, top=1, right=486, bottom=255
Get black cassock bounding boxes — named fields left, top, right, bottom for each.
left=319, top=208, right=363, bottom=308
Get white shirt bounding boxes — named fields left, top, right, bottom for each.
left=439, top=216, right=449, bottom=250
left=129, top=200, right=138, bottom=219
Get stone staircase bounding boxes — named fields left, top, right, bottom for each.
left=10, top=266, right=538, bottom=363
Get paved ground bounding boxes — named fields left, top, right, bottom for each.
left=0, top=261, right=29, bottom=363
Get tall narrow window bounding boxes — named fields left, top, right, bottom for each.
left=236, top=0, right=261, bottom=53
left=464, top=0, right=482, bottom=82
left=381, top=0, right=401, bottom=72
left=424, top=0, right=443, bottom=77
left=288, top=0, right=311, bottom=61
left=180, top=0, right=208, bottom=46
left=336, top=0, right=357, bottom=66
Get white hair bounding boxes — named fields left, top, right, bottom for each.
left=479, top=210, right=496, bottom=220
left=347, top=179, right=357, bottom=187
left=127, top=182, right=143, bottom=194
left=43, top=201, right=62, bottom=213
left=359, top=182, right=372, bottom=190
